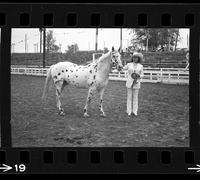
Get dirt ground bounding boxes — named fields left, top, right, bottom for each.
left=11, top=75, right=189, bottom=147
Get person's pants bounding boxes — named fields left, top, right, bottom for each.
left=127, top=88, right=139, bottom=115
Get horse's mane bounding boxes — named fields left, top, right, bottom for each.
left=97, top=51, right=111, bottom=63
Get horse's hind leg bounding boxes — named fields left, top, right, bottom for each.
left=98, top=88, right=106, bottom=117
left=83, top=87, right=95, bottom=117
left=55, top=80, right=66, bottom=116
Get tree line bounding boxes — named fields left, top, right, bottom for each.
left=45, top=29, right=183, bottom=54
left=129, top=29, right=181, bottom=52
left=45, top=30, right=80, bottom=54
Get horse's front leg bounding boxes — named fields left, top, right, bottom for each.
left=98, top=88, right=106, bottom=117
left=83, top=88, right=95, bottom=117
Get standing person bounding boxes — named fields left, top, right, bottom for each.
left=123, top=52, right=144, bottom=117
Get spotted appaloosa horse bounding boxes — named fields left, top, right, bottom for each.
left=42, top=48, right=123, bottom=117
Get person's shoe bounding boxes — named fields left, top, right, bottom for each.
left=128, top=113, right=132, bottom=117
left=133, top=113, right=137, bottom=117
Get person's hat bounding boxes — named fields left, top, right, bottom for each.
left=132, top=52, right=144, bottom=62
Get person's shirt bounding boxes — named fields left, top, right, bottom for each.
left=123, top=62, right=144, bottom=89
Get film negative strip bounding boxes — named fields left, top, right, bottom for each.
left=0, top=3, right=200, bottom=174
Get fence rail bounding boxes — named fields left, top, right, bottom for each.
left=11, top=65, right=188, bottom=71
left=11, top=67, right=189, bottom=85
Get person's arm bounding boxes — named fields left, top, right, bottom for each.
left=136, top=65, right=143, bottom=79
left=123, top=64, right=128, bottom=70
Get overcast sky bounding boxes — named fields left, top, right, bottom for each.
left=11, top=28, right=189, bottom=53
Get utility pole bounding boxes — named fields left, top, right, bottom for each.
left=103, top=41, right=105, bottom=53
left=25, top=34, right=27, bottom=53
left=95, top=28, right=98, bottom=52
left=39, top=28, right=43, bottom=53
left=34, top=44, right=36, bottom=53
left=37, top=43, right=38, bottom=53
left=25, top=34, right=28, bottom=67
left=175, top=29, right=179, bottom=51
left=120, top=28, right=122, bottom=52
left=43, top=28, right=46, bottom=68
left=34, top=43, right=38, bottom=53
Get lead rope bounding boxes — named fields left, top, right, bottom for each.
left=131, top=80, right=134, bottom=114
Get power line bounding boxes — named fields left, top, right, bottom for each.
left=12, top=33, right=40, bottom=45
left=12, top=30, right=91, bottom=46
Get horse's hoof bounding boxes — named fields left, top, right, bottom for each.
left=83, top=113, right=90, bottom=117
left=59, top=112, right=65, bottom=116
left=100, top=113, right=106, bottom=117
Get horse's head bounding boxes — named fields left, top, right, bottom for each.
left=111, top=47, right=123, bottom=71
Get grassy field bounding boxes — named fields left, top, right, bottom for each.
left=11, top=75, right=189, bottom=147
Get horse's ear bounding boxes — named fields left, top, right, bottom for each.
left=112, top=47, right=114, bottom=51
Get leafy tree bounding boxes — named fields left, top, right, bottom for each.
left=66, top=43, right=79, bottom=53
left=173, top=29, right=181, bottom=51
left=46, top=30, right=60, bottom=53
left=103, top=47, right=109, bottom=53
left=130, top=28, right=180, bottom=52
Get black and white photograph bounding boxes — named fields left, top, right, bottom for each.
left=11, top=28, right=189, bottom=147
left=0, top=28, right=1, bottom=147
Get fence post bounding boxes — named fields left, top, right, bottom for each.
left=92, top=54, right=95, bottom=62
left=160, top=68, right=163, bottom=81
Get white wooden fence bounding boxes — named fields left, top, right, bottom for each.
left=11, top=66, right=189, bottom=85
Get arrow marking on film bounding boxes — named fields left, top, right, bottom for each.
left=0, top=164, right=13, bottom=172
left=188, top=164, right=200, bottom=173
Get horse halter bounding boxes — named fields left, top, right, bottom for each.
left=111, top=52, right=121, bottom=67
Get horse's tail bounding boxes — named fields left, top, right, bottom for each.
left=42, top=66, right=53, bottom=102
